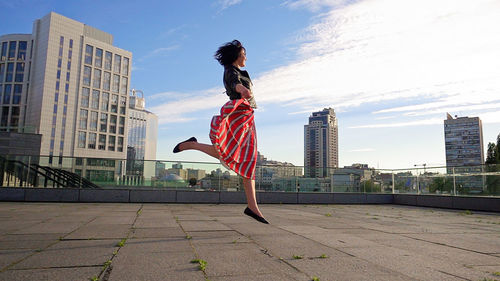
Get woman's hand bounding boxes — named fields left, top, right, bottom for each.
left=235, top=84, right=252, bottom=99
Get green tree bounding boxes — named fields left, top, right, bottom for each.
left=428, top=177, right=453, bottom=194
left=485, top=133, right=500, bottom=195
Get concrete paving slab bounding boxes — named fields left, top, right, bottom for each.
left=196, top=243, right=291, bottom=277
left=288, top=255, right=416, bottom=281
left=0, top=266, right=102, bottom=281
left=404, top=233, right=500, bottom=254
left=64, top=224, right=130, bottom=240
left=89, top=216, right=136, bottom=224
left=11, top=240, right=117, bottom=269
left=122, top=238, right=193, bottom=253
left=108, top=250, right=202, bottom=281
left=133, top=218, right=178, bottom=228
left=0, top=240, right=55, bottom=250
left=179, top=221, right=232, bottom=232
left=188, top=230, right=251, bottom=245
left=0, top=233, right=64, bottom=241
left=131, top=227, right=186, bottom=239
left=10, top=222, right=82, bottom=235
left=0, top=249, right=34, bottom=270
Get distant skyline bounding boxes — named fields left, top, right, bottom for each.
left=2, top=0, right=500, bottom=169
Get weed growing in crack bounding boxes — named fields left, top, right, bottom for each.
left=185, top=235, right=192, bottom=240
left=103, top=260, right=112, bottom=269
left=312, top=276, right=320, bottom=281
left=191, top=259, right=207, bottom=271
left=318, top=254, right=328, bottom=259
left=293, top=255, right=303, bottom=259
left=116, top=238, right=127, bottom=247
left=325, top=213, right=332, bottom=217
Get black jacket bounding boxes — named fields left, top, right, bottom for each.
left=223, top=65, right=257, bottom=108
left=223, top=65, right=252, bottom=99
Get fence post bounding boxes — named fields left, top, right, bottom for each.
left=392, top=171, right=395, bottom=194
left=452, top=167, right=456, bottom=196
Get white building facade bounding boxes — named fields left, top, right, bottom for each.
left=1, top=12, right=132, bottom=165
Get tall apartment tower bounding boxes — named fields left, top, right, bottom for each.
left=304, top=108, right=338, bottom=178
left=0, top=12, right=132, bottom=164
left=126, top=89, right=158, bottom=180
left=444, top=113, right=485, bottom=191
left=444, top=113, right=484, bottom=167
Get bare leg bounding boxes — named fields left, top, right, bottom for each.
left=242, top=177, right=264, bottom=217
left=179, top=141, right=219, bottom=159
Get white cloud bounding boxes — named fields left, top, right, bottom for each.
left=217, top=0, right=243, bottom=11
left=148, top=88, right=226, bottom=124
left=151, top=0, right=500, bottom=126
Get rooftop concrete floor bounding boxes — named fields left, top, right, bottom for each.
left=0, top=203, right=499, bottom=281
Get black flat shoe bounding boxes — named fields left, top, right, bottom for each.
left=244, top=207, right=269, bottom=224
left=173, top=137, right=197, bottom=153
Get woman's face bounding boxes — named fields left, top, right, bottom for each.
left=234, top=49, right=246, bottom=67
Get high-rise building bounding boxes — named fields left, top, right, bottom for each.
left=304, top=108, right=338, bottom=178
left=444, top=113, right=485, bottom=191
left=0, top=12, right=132, bottom=165
left=444, top=113, right=484, bottom=167
left=126, top=89, right=158, bottom=180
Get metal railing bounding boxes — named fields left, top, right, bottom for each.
left=1, top=155, right=499, bottom=196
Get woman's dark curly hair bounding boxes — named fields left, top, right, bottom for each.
left=214, top=40, right=245, bottom=66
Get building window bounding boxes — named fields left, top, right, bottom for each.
left=117, top=136, right=123, bottom=152
left=17, top=41, right=27, bottom=60
left=66, top=71, right=70, bottom=82
left=103, top=71, right=111, bottom=91
left=3, top=84, right=11, bottom=104
left=0, top=63, right=5, bottom=82
left=9, top=107, right=19, bottom=126
left=112, top=74, right=119, bottom=93
left=83, top=66, right=91, bottom=86
left=81, top=87, right=90, bottom=108
left=78, top=131, right=86, bottom=148
left=88, top=132, right=96, bottom=149
left=98, top=134, right=106, bottom=150
left=93, top=69, right=101, bottom=88
left=5, top=63, right=13, bottom=82
left=0, top=42, right=7, bottom=61
left=79, top=109, right=88, bottom=129
left=100, top=113, right=108, bottom=132
left=110, top=94, right=118, bottom=113
left=85, top=45, right=93, bottom=65
left=108, top=135, right=115, bottom=151
left=113, top=54, right=121, bottom=74
left=101, top=92, right=109, bottom=111
left=67, top=61, right=71, bottom=71
left=104, top=51, right=112, bottom=71
left=109, top=114, right=117, bottom=134
left=119, top=116, right=125, bottom=135
left=95, top=48, right=103, bottom=68
left=119, top=96, right=126, bottom=114
left=13, top=84, right=22, bottom=104
left=14, top=63, right=24, bottom=82
left=69, top=39, right=73, bottom=49
left=91, top=90, right=100, bottom=109
left=8, top=41, right=16, bottom=60
left=90, top=111, right=98, bottom=131
left=120, top=76, right=127, bottom=95
left=122, top=57, right=129, bottom=75
left=1, top=106, right=8, bottom=126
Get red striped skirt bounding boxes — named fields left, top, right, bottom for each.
left=210, top=99, right=257, bottom=180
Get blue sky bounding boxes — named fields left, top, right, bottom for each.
left=2, top=0, right=500, bottom=169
